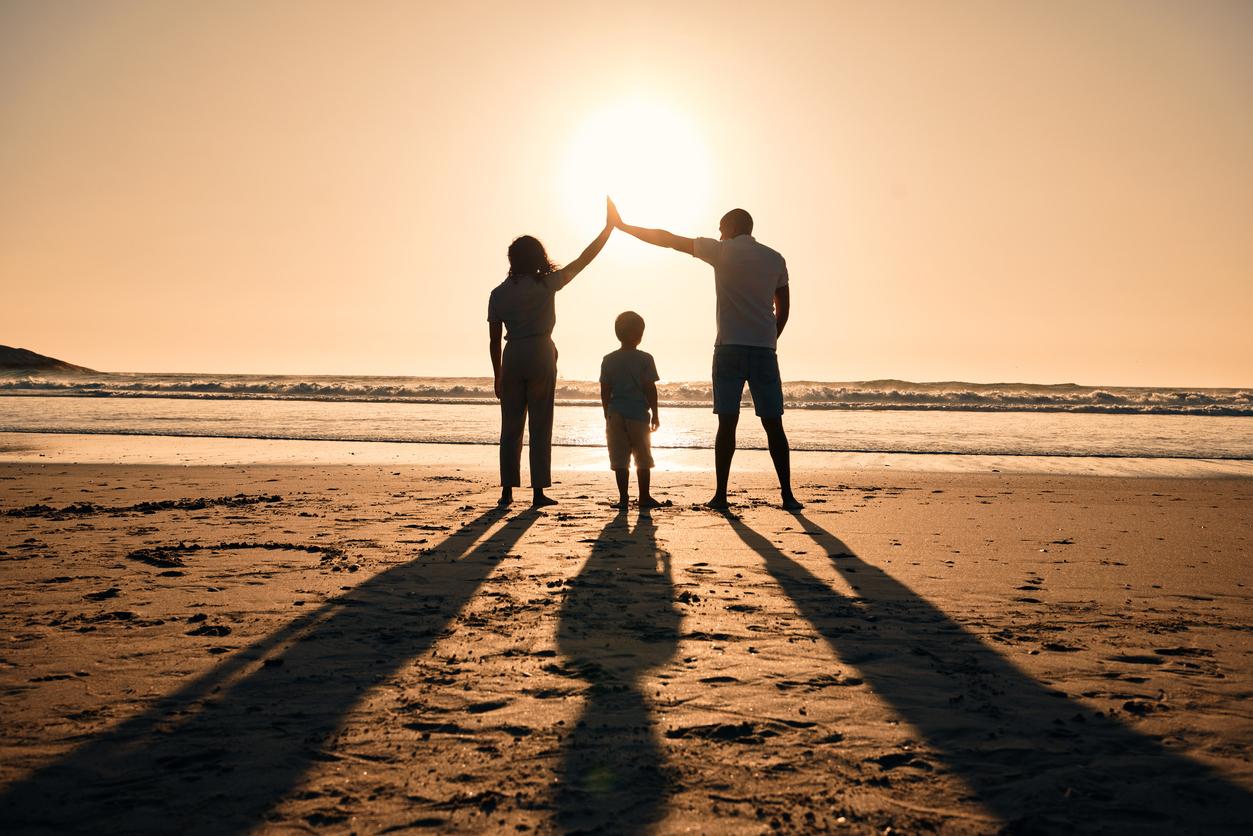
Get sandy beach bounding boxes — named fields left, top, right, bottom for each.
left=0, top=439, right=1250, bottom=833
left=7, top=0, right=1252, bottom=831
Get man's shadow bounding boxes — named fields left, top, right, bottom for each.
left=1, top=505, right=538, bottom=834
left=556, top=510, right=681, bottom=833
left=727, top=512, right=1253, bottom=832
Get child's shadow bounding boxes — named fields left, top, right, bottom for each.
left=555, top=510, right=681, bottom=833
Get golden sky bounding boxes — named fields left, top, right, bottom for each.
left=3, top=0, right=1251, bottom=386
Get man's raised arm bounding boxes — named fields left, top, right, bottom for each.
left=610, top=198, right=695, bottom=256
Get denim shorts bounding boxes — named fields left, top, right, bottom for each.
left=712, top=345, right=784, bottom=417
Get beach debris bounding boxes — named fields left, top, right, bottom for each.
left=774, top=674, right=863, bottom=691
left=127, top=541, right=346, bottom=568
left=1154, top=646, right=1213, bottom=658
left=873, top=752, right=933, bottom=770
left=1107, top=651, right=1162, bottom=666
left=185, top=624, right=231, bottom=637
left=665, top=722, right=778, bottom=743
left=1122, top=699, right=1167, bottom=716
left=4, top=494, right=282, bottom=520
left=466, top=699, right=510, bottom=714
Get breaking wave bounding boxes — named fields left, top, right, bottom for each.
left=2, top=373, right=1250, bottom=417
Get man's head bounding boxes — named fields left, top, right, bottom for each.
left=718, top=208, right=754, bottom=240
left=614, top=310, right=646, bottom=347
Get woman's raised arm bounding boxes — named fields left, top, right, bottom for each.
left=551, top=198, right=615, bottom=288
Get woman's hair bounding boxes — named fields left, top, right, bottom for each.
left=507, top=235, right=557, bottom=280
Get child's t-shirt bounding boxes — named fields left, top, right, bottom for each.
left=599, top=348, right=659, bottom=423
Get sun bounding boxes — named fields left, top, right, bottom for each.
left=562, top=99, right=712, bottom=231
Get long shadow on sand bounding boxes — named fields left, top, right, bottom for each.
left=728, top=512, right=1253, bottom=833
left=0, top=505, right=538, bottom=834
left=555, top=510, right=681, bottom=832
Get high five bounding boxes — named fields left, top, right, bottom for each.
left=488, top=198, right=801, bottom=511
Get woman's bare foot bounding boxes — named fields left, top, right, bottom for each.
left=611, top=497, right=630, bottom=510
left=640, top=496, right=672, bottom=509
left=781, top=494, right=804, bottom=511
left=532, top=490, right=558, bottom=508
left=704, top=494, right=730, bottom=510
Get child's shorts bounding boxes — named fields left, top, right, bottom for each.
left=606, top=413, right=654, bottom=470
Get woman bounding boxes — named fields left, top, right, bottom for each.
left=488, top=198, right=616, bottom=506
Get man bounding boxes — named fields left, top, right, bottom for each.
left=610, top=200, right=802, bottom=510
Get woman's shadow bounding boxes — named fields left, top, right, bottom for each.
left=726, top=512, right=1253, bottom=832
left=556, top=509, right=681, bottom=833
left=0, top=505, right=539, bottom=834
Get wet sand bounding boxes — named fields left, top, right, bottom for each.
left=0, top=451, right=1251, bottom=833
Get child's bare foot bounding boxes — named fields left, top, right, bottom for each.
left=639, top=496, right=672, bottom=509
left=532, top=490, right=558, bottom=508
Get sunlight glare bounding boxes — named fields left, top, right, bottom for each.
left=562, top=99, right=712, bottom=231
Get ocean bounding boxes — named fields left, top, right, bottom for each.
left=1, top=373, right=1251, bottom=461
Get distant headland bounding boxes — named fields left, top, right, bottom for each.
left=0, top=346, right=96, bottom=374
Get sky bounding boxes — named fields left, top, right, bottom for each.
left=2, top=0, right=1251, bottom=386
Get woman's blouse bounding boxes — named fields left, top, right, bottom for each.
left=486, top=270, right=572, bottom=340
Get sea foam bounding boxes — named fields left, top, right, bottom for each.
left=2, top=373, right=1249, bottom=416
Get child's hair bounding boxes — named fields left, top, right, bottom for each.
left=614, top=311, right=646, bottom=344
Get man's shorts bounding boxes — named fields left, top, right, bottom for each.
left=712, top=345, right=785, bottom=418
left=606, top=413, right=654, bottom=470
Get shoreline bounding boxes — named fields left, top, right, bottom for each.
left=7, top=425, right=1253, bottom=461
left=2, top=431, right=1251, bottom=477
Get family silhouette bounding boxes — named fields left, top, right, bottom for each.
left=488, top=198, right=802, bottom=512
left=1, top=209, right=1247, bottom=836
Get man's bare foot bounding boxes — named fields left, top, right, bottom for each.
left=532, top=491, right=558, bottom=508
left=640, top=496, right=672, bottom=509
left=704, top=495, right=730, bottom=510
left=498, top=488, right=514, bottom=506
left=781, top=495, right=804, bottom=511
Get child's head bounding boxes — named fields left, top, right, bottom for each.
left=614, top=311, right=645, bottom=347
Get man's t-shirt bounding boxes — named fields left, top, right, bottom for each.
left=599, top=348, right=659, bottom=423
left=487, top=270, right=574, bottom=340
left=692, top=235, right=788, bottom=349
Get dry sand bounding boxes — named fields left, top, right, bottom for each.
left=0, top=452, right=1250, bottom=833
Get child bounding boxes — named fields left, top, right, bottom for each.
left=599, top=311, right=665, bottom=509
